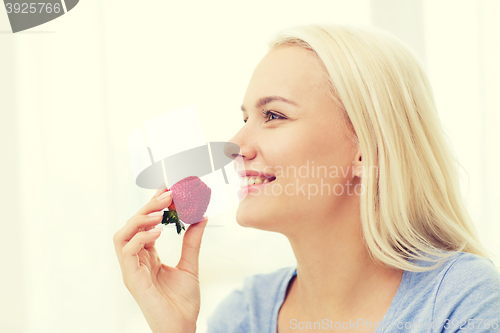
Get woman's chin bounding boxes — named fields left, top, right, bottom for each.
left=235, top=206, right=268, bottom=229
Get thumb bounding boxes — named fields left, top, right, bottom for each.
left=176, top=215, right=208, bottom=277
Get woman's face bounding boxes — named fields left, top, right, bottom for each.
left=229, top=45, right=361, bottom=234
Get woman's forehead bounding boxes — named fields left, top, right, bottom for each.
left=258, top=46, right=324, bottom=78
left=245, top=47, right=328, bottom=104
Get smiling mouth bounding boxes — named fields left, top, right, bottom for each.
left=239, top=176, right=277, bottom=187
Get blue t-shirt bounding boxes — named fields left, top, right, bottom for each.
left=206, top=252, right=500, bottom=332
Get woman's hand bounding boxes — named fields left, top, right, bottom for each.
left=113, top=187, right=208, bottom=333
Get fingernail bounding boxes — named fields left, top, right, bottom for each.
left=148, top=227, right=163, bottom=233
left=157, top=191, right=172, bottom=202
left=147, top=211, right=164, bottom=218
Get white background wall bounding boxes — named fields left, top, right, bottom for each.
left=0, top=1, right=498, bottom=332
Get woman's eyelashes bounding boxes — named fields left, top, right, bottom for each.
left=261, top=109, right=286, bottom=123
left=243, top=109, right=286, bottom=124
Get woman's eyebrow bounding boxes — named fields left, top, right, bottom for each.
left=240, top=95, right=299, bottom=112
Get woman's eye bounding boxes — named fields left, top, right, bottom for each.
left=243, top=110, right=286, bottom=124
left=261, top=109, right=285, bottom=123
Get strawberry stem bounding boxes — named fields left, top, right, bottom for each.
left=161, top=209, right=185, bottom=235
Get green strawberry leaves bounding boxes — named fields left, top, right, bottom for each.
left=160, top=210, right=186, bottom=235
left=176, top=220, right=186, bottom=234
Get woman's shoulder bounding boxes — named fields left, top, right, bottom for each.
left=404, top=252, right=500, bottom=299
left=433, top=252, right=500, bottom=331
left=433, top=253, right=500, bottom=304
left=398, top=252, right=500, bottom=332
left=206, top=266, right=296, bottom=333
left=410, top=251, right=497, bottom=276
left=409, top=251, right=500, bottom=288
left=439, top=252, right=500, bottom=282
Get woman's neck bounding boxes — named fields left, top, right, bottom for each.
left=281, top=196, right=404, bottom=323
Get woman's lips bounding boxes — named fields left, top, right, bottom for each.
left=237, top=179, right=276, bottom=200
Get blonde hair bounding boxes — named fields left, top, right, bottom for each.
left=267, top=24, right=490, bottom=272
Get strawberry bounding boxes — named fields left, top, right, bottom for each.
left=160, top=176, right=211, bottom=234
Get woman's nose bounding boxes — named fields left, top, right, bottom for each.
left=224, top=138, right=256, bottom=161
left=224, top=143, right=256, bottom=164
left=224, top=125, right=257, bottom=161
left=223, top=141, right=241, bottom=160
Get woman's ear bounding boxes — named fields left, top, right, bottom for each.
left=352, top=150, right=364, bottom=178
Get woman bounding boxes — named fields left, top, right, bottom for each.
left=113, top=24, right=500, bottom=332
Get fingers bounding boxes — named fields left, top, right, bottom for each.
left=176, top=215, right=209, bottom=277
left=115, top=191, right=172, bottom=246
left=113, top=192, right=172, bottom=266
left=137, top=189, right=173, bottom=217
left=122, top=229, right=163, bottom=275
left=113, top=185, right=171, bottom=284
left=151, top=183, right=167, bottom=200
left=114, top=210, right=166, bottom=256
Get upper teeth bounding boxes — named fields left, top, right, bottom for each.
left=240, top=176, right=273, bottom=186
